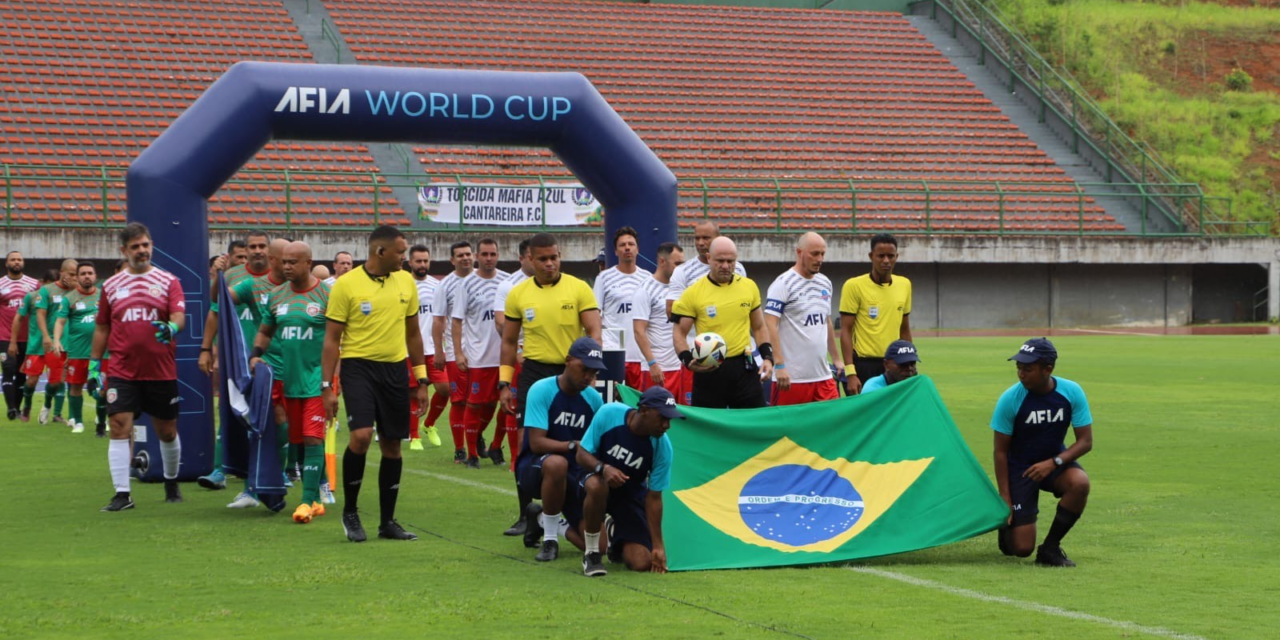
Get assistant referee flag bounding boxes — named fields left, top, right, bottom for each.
left=620, top=376, right=1006, bottom=571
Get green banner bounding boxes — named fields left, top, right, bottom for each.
left=620, top=376, right=1007, bottom=571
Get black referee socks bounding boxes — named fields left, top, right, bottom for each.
left=343, top=448, right=366, bottom=515
left=379, top=456, right=403, bottom=525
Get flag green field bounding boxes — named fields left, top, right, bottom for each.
left=0, top=334, right=1277, bottom=640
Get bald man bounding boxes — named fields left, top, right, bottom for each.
left=665, top=221, right=746, bottom=318
left=29, top=258, right=77, bottom=424
left=250, top=241, right=332, bottom=523
left=672, top=237, right=772, bottom=409
left=312, top=264, right=331, bottom=281
left=765, top=233, right=844, bottom=405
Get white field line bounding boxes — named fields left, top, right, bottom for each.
left=382, top=463, right=1210, bottom=640
left=1068, top=328, right=1165, bottom=337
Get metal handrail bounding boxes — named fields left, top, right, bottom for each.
left=320, top=18, right=343, bottom=64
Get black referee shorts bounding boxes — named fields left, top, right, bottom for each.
left=691, top=354, right=766, bottom=409
left=853, top=357, right=886, bottom=385
left=516, top=359, right=564, bottom=429
left=340, top=357, right=410, bottom=440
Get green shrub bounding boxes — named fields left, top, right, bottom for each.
left=1225, top=68, right=1254, bottom=92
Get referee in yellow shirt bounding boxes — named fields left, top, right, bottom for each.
left=839, top=233, right=912, bottom=395
left=321, top=225, right=431, bottom=543
left=671, top=237, right=773, bottom=408
left=498, top=232, right=602, bottom=538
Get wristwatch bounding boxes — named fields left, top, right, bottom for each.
left=1053, top=456, right=1064, bottom=467
left=417, top=378, right=429, bottom=387
left=594, top=462, right=604, bottom=475
left=320, top=381, right=332, bottom=390
left=567, top=441, right=578, bottom=454
left=498, top=381, right=511, bottom=390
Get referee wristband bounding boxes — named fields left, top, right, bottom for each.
left=412, top=364, right=428, bottom=381
left=844, top=364, right=857, bottom=376
left=499, top=364, right=515, bottom=384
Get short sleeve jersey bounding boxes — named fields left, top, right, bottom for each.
left=503, top=274, right=599, bottom=365
left=326, top=267, right=419, bottom=363
left=431, top=272, right=464, bottom=362
left=493, top=270, right=529, bottom=346
left=581, top=403, right=674, bottom=493
left=415, top=276, right=439, bottom=356
left=231, top=272, right=287, bottom=370
left=860, top=374, right=888, bottom=394
left=96, top=268, right=186, bottom=381
left=18, top=291, right=45, bottom=356
left=450, top=270, right=510, bottom=368
left=666, top=258, right=747, bottom=303
left=211, top=264, right=270, bottom=346
left=0, top=275, right=39, bottom=342
left=839, top=274, right=912, bottom=360
left=34, top=282, right=74, bottom=348
left=671, top=274, right=761, bottom=359
left=632, top=276, right=679, bottom=371
left=765, top=270, right=835, bottom=383
left=57, top=287, right=101, bottom=359
left=593, top=265, right=653, bottom=362
left=261, top=280, right=330, bottom=397
left=990, top=377, right=1093, bottom=467
left=518, top=375, right=604, bottom=473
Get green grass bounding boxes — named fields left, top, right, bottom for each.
left=992, top=0, right=1280, bottom=228
left=2, top=334, right=1278, bottom=639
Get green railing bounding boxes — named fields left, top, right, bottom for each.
left=320, top=18, right=344, bottom=64
left=923, top=0, right=1269, bottom=237
left=4, top=166, right=1261, bottom=237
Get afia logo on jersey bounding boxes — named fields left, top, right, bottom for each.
left=78, top=315, right=95, bottom=324
left=482, top=309, right=496, bottom=321
left=615, top=302, right=632, bottom=315
left=280, top=326, right=314, bottom=341
left=803, top=313, right=827, bottom=326
left=1024, top=408, right=1065, bottom=425
left=7, top=299, right=20, bottom=308
left=122, top=307, right=158, bottom=322
left=606, top=443, right=645, bottom=470
left=552, top=411, right=587, bottom=430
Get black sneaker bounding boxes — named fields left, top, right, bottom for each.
left=94, top=427, right=106, bottom=438
left=342, top=511, right=367, bottom=543
left=523, top=503, right=544, bottom=549
left=582, top=551, right=607, bottom=577
left=378, top=519, right=418, bottom=541
left=453, top=449, right=466, bottom=464
left=1035, top=544, right=1076, bottom=568
left=503, top=516, right=528, bottom=537
left=535, top=539, right=559, bottom=562
left=476, top=434, right=487, bottom=454
left=6, top=408, right=16, bottom=421
left=101, top=492, right=135, bottom=512
left=486, top=447, right=505, bottom=466
left=164, top=480, right=183, bottom=503
left=464, top=456, right=481, bottom=469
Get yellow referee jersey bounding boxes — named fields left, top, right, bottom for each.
left=326, top=266, right=419, bottom=362
left=504, top=273, right=598, bottom=365
left=839, top=273, right=912, bottom=359
left=671, top=274, right=760, bottom=358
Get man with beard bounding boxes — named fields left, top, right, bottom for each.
left=431, top=241, right=474, bottom=463
left=408, top=245, right=447, bottom=450
left=450, top=238, right=509, bottom=468
left=53, top=262, right=102, bottom=433
left=0, top=251, right=39, bottom=420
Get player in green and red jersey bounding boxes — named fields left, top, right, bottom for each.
left=251, top=241, right=331, bottom=524
left=53, top=262, right=101, bottom=434
left=9, top=270, right=57, bottom=421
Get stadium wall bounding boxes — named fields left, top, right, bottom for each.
left=636, top=0, right=913, bottom=13
left=9, top=230, right=1277, bottom=327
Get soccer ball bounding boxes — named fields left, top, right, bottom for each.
left=691, top=332, right=727, bottom=369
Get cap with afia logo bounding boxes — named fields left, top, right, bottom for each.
left=883, top=339, right=920, bottom=365
left=638, top=386, right=684, bottom=420
left=568, top=336, right=608, bottom=371
left=1009, top=337, right=1057, bottom=364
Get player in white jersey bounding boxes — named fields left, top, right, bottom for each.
left=592, top=226, right=653, bottom=389
left=765, top=232, right=845, bottom=405
left=665, top=220, right=747, bottom=317
left=493, top=238, right=534, bottom=535
left=409, top=245, right=447, bottom=449
left=631, top=242, right=688, bottom=403
left=450, top=238, right=509, bottom=468
left=431, top=241, right=473, bottom=463
left=322, top=250, right=353, bottom=287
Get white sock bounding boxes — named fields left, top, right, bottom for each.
left=541, top=512, right=561, bottom=542
left=160, top=436, right=181, bottom=480
left=108, top=439, right=131, bottom=493
left=558, top=518, right=571, bottom=537
left=585, top=530, right=601, bottom=553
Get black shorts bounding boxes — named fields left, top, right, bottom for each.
left=515, top=359, right=564, bottom=429
left=1, top=340, right=27, bottom=376
left=340, top=357, right=410, bottom=440
left=105, top=377, right=180, bottom=420
left=853, top=357, right=886, bottom=385
left=1008, top=461, right=1084, bottom=526
left=604, top=487, right=651, bottom=551
left=517, top=453, right=584, bottom=527
left=691, top=354, right=766, bottom=409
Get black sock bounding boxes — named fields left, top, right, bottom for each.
left=517, top=484, right=531, bottom=519
left=342, top=447, right=366, bottom=515
left=379, top=456, right=403, bottom=525
left=1043, top=504, right=1081, bottom=549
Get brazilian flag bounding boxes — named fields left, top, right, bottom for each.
left=621, top=376, right=1006, bottom=571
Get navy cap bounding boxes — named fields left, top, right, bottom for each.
left=638, top=386, right=684, bottom=420
left=1009, top=337, right=1057, bottom=364
left=593, top=248, right=608, bottom=263
left=568, top=337, right=607, bottom=371
left=883, top=340, right=920, bottom=365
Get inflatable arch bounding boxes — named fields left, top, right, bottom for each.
left=126, top=62, right=678, bottom=479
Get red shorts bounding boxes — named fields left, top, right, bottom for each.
left=467, top=367, right=500, bottom=405
left=676, top=366, right=694, bottom=405
left=624, top=362, right=646, bottom=390
left=284, top=396, right=326, bottom=442
left=271, top=379, right=285, bottom=406
left=21, top=352, right=65, bottom=383
left=446, top=361, right=470, bottom=403
left=424, top=354, right=449, bottom=385
left=772, top=379, right=840, bottom=406
left=65, top=358, right=90, bottom=385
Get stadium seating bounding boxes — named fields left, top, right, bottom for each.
left=330, top=0, right=1122, bottom=233
left=0, top=0, right=408, bottom=227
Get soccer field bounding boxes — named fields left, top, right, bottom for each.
left=1, top=334, right=1276, bottom=640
